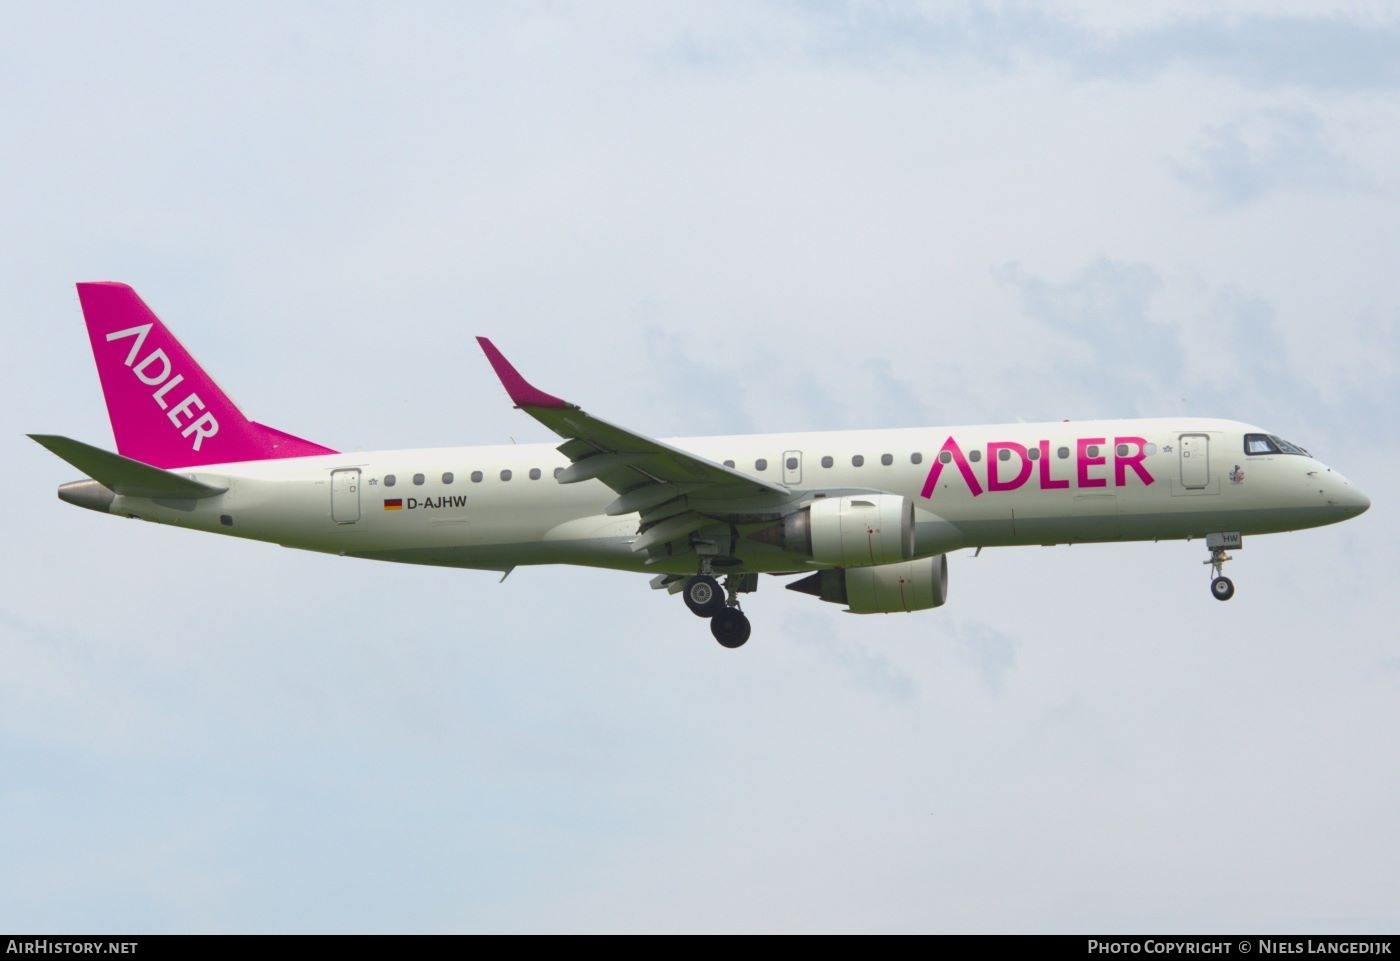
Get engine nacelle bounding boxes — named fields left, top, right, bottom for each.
left=768, top=494, right=914, bottom=567
left=786, top=554, right=949, bottom=614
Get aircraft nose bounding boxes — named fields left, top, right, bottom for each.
left=1347, top=485, right=1371, bottom=516
left=1330, top=475, right=1370, bottom=518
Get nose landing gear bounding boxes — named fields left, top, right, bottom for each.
left=1204, top=532, right=1241, bottom=601
left=1210, top=570, right=1235, bottom=601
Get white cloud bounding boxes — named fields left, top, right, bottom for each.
left=1177, top=108, right=1362, bottom=205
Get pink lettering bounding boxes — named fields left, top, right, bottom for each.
left=1037, top=439, right=1069, bottom=490
left=920, top=436, right=984, bottom=499
left=1114, top=436, right=1154, bottom=487
left=1077, top=437, right=1107, bottom=488
left=987, top=442, right=1032, bottom=492
left=923, top=434, right=1155, bottom=498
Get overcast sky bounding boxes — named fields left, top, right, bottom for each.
left=2, top=1, right=1397, bottom=933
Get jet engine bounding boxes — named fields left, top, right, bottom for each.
left=757, top=494, right=914, bottom=567
left=786, top=554, right=949, bottom=614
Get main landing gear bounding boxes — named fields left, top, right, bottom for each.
left=710, top=607, right=751, bottom=649
left=682, top=572, right=753, bottom=648
left=682, top=574, right=727, bottom=617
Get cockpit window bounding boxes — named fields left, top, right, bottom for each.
left=1244, top=433, right=1310, bottom=456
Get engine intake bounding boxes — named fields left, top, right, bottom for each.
left=762, top=494, right=914, bottom=567
left=787, top=554, right=949, bottom=614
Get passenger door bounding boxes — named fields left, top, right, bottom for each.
left=331, top=468, right=361, bottom=524
left=1178, top=434, right=1210, bottom=490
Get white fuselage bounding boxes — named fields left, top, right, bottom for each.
left=101, top=417, right=1369, bottom=576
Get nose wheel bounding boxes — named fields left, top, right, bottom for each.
left=1205, top=544, right=1235, bottom=601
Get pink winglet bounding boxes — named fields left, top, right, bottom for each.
left=476, top=337, right=572, bottom=409
left=76, top=282, right=337, bottom=469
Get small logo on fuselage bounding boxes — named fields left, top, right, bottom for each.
left=1229, top=465, right=1245, bottom=484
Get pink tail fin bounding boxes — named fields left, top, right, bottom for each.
left=77, top=282, right=337, bottom=468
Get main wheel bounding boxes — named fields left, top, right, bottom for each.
left=1211, top=576, right=1235, bottom=601
left=710, top=608, right=751, bottom=648
left=683, top=575, right=726, bottom=617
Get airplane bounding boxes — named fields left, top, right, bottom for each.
left=31, top=282, right=1371, bottom=648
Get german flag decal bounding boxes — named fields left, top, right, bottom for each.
left=383, top=498, right=403, bottom=511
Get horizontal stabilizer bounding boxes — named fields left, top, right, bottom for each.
left=29, top=434, right=227, bottom=499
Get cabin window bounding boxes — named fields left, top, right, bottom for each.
left=442, top=472, right=454, bottom=485
left=1028, top=447, right=1040, bottom=461
left=1057, top=447, right=1069, bottom=459
left=939, top=451, right=952, bottom=464
left=969, top=450, right=982, bottom=463
left=1086, top=445, right=1099, bottom=458
left=1145, top=443, right=1158, bottom=455
left=384, top=474, right=397, bottom=487
left=786, top=457, right=799, bottom=470
left=413, top=473, right=425, bottom=486
left=1116, top=443, right=1130, bottom=457
left=724, top=460, right=735, bottom=468
left=755, top=458, right=768, bottom=471
left=880, top=453, right=893, bottom=466
left=553, top=467, right=563, bottom=478
left=910, top=452, right=923, bottom=465
left=471, top=471, right=483, bottom=483
left=821, top=456, right=834, bottom=468
left=500, top=469, right=512, bottom=481
left=997, top=449, right=1011, bottom=461
left=529, top=468, right=542, bottom=480
left=852, top=455, right=865, bottom=467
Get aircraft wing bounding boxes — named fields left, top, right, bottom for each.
left=477, top=338, right=793, bottom=561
